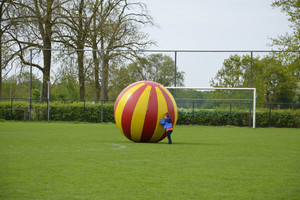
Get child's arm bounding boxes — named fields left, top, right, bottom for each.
left=160, top=118, right=165, bottom=125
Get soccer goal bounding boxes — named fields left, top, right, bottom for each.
left=166, top=87, right=257, bottom=128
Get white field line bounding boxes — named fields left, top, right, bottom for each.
left=106, top=143, right=127, bottom=150
left=1, top=143, right=127, bottom=154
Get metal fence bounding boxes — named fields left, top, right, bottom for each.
left=2, top=49, right=299, bottom=124
left=0, top=97, right=299, bottom=127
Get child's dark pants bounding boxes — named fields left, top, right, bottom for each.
left=166, top=130, right=173, bottom=144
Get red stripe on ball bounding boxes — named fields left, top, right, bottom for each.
left=114, top=81, right=144, bottom=113
left=140, top=86, right=158, bottom=142
left=121, top=85, right=147, bottom=140
left=158, top=132, right=167, bottom=142
left=144, top=81, right=161, bottom=87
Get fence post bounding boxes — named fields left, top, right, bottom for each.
left=10, top=78, right=12, bottom=99
left=248, top=103, right=252, bottom=127
left=268, top=103, right=271, bottom=127
left=192, top=101, right=195, bottom=125
left=83, top=99, right=86, bottom=122
left=47, top=81, right=50, bottom=121
left=11, top=98, right=13, bottom=120
left=229, top=102, right=232, bottom=126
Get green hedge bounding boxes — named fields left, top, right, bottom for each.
left=31, top=102, right=114, bottom=122
left=177, top=108, right=300, bottom=128
left=0, top=101, right=299, bottom=127
left=0, top=101, right=29, bottom=120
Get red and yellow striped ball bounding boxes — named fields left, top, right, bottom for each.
left=114, top=81, right=178, bottom=143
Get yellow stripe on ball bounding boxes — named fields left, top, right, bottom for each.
left=130, top=85, right=151, bottom=141
left=115, top=83, right=145, bottom=135
left=150, top=87, right=168, bottom=142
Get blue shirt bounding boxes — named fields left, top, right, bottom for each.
left=160, top=117, right=173, bottom=130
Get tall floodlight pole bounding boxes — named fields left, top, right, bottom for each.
left=29, top=49, right=33, bottom=121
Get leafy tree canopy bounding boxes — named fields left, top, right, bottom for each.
left=109, top=54, right=184, bottom=99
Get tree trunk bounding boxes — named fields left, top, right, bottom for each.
left=0, top=33, right=2, bottom=100
left=92, top=3, right=100, bottom=103
left=0, top=3, right=3, bottom=100
left=92, top=26, right=100, bottom=102
left=77, top=50, right=85, bottom=100
left=102, top=57, right=109, bottom=102
left=92, top=50, right=100, bottom=103
left=77, top=0, right=85, bottom=101
left=41, top=49, right=51, bottom=101
left=40, top=0, right=53, bottom=102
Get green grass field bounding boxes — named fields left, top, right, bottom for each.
left=0, top=122, right=299, bottom=200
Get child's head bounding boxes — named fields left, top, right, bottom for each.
left=164, top=112, right=170, bottom=119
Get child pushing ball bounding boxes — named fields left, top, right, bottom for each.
left=160, top=112, right=173, bottom=144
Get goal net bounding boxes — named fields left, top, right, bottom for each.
left=166, top=87, right=256, bottom=128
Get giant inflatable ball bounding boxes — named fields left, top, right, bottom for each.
left=114, top=81, right=178, bottom=143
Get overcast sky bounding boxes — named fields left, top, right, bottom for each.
left=140, top=0, right=291, bottom=87
left=19, top=0, right=293, bottom=88
left=142, top=0, right=290, bottom=50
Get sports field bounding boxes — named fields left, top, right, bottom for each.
left=0, top=122, right=299, bottom=199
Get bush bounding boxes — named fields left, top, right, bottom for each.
left=0, top=101, right=29, bottom=120
left=177, top=109, right=249, bottom=126
left=0, top=101, right=299, bottom=127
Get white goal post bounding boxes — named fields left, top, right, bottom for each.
left=166, top=87, right=257, bottom=128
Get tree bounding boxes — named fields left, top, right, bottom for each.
left=2, top=72, right=41, bottom=98
left=87, top=0, right=155, bottom=102
left=129, top=54, right=185, bottom=86
left=271, top=0, right=300, bottom=51
left=210, top=55, right=249, bottom=88
left=0, top=1, right=18, bottom=99
left=211, top=54, right=299, bottom=103
left=9, top=0, right=69, bottom=101
left=110, top=54, right=185, bottom=99
left=89, top=0, right=104, bottom=102
left=271, top=0, right=300, bottom=76
left=0, top=1, right=8, bottom=99
left=56, top=0, right=98, bottom=100
left=51, top=66, right=79, bottom=99
left=270, top=0, right=300, bottom=101
left=261, top=56, right=298, bottom=103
